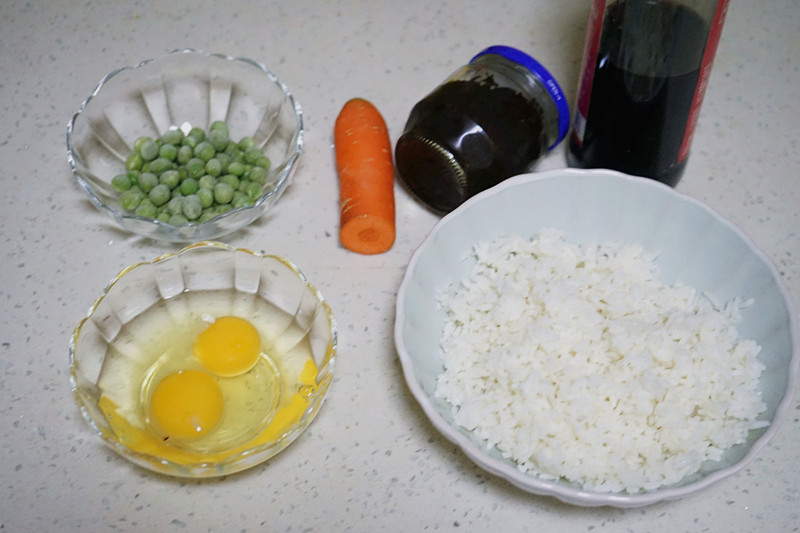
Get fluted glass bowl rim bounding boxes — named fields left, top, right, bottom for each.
left=66, top=48, right=304, bottom=242
left=395, top=168, right=799, bottom=507
left=69, top=241, right=337, bottom=478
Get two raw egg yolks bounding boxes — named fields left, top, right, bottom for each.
left=149, top=316, right=261, bottom=441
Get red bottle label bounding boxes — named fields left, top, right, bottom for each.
left=678, top=0, right=729, bottom=161
left=572, top=0, right=607, bottom=146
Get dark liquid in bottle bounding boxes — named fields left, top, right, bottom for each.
left=568, top=0, right=710, bottom=187
left=395, top=79, right=544, bottom=214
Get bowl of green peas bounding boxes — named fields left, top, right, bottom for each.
left=67, top=49, right=303, bottom=242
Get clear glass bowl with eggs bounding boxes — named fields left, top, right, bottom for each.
left=67, top=49, right=303, bottom=242
left=69, top=242, right=337, bottom=478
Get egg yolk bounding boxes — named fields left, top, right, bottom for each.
left=193, top=316, right=261, bottom=377
left=149, top=369, right=223, bottom=441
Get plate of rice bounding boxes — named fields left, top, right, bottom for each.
left=394, top=168, right=798, bottom=507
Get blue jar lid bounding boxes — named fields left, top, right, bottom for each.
left=471, top=45, right=570, bottom=151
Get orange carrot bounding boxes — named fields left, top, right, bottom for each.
left=334, top=98, right=396, bottom=255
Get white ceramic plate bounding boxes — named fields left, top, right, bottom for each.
left=394, top=168, right=799, bottom=507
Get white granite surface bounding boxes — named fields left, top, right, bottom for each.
left=1, top=0, right=798, bottom=531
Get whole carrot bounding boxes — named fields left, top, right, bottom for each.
left=334, top=98, right=396, bottom=255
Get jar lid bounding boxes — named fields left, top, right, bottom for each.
left=471, top=45, right=570, bottom=151
left=395, top=135, right=469, bottom=214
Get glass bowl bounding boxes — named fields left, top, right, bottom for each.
left=67, top=49, right=303, bottom=242
left=395, top=168, right=798, bottom=507
left=69, top=242, right=336, bottom=478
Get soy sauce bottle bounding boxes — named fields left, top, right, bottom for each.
left=568, top=0, right=729, bottom=187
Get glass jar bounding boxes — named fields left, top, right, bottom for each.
left=395, top=45, right=569, bottom=214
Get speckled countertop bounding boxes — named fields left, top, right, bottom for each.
left=1, top=0, right=798, bottom=531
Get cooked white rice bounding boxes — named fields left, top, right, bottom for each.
left=435, top=228, right=768, bottom=493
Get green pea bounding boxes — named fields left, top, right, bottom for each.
left=209, top=120, right=229, bottom=135
left=215, top=152, right=232, bottom=172
left=148, top=183, right=171, bottom=206
left=205, top=158, right=222, bottom=177
left=198, top=175, right=216, bottom=190
left=208, top=129, right=229, bottom=152
left=177, top=145, right=193, bottom=165
left=244, top=181, right=262, bottom=201
left=226, top=161, right=245, bottom=177
left=148, top=157, right=173, bottom=175
left=254, top=156, right=271, bottom=171
left=181, top=194, right=203, bottom=220
left=186, top=158, right=206, bottom=179
left=180, top=177, right=199, bottom=196
left=219, top=174, right=239, bottom=190
left=237, top=136, right=256, bottom=151
left=168, top=213, right=189, bottom=226
left=156, top=212, right=172, bottom=223
left=188, top=127, right=206, bottom=141
left=120, top=189, right=143, bottom=211
left=135, top=201, right=157, bottom=218
left=167, top=195, right=184, bottom=215
left=111, top=173, right=132, bottom=193
left=162, top=128, right=184, bottom=145
left=216, top=204, right=233, bottom=215
left=125, top=152, right=143, bottom=171
left=158, top=143, right=178, bottom=161
left=197, top=187, right=214, bottom=208
left=159, top=169, right=181, bottom=189
left=232, top=193, right=253, bottom=209
left=225, top=143, right=242, bottom=158
left=139, top=139, right=159, bottom=161
left=138, top=197, right=155, bottom=208
left=213, top=182, right=234, bottom=204
left=137, top=172, right=159, bottom=192
left=198, top=209, right=217, bottom=223
left=194, top=141, right=216, bottom=162
left=133, top=136, right=150, bottom=154
left=243, top=147, right=263, bottom=165
left=181, top=135, right=199, bottom=149
left=248, top=165, right=268, bottom=184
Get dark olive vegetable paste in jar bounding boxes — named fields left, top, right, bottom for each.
left=395, top=46, right=569, bottom=214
